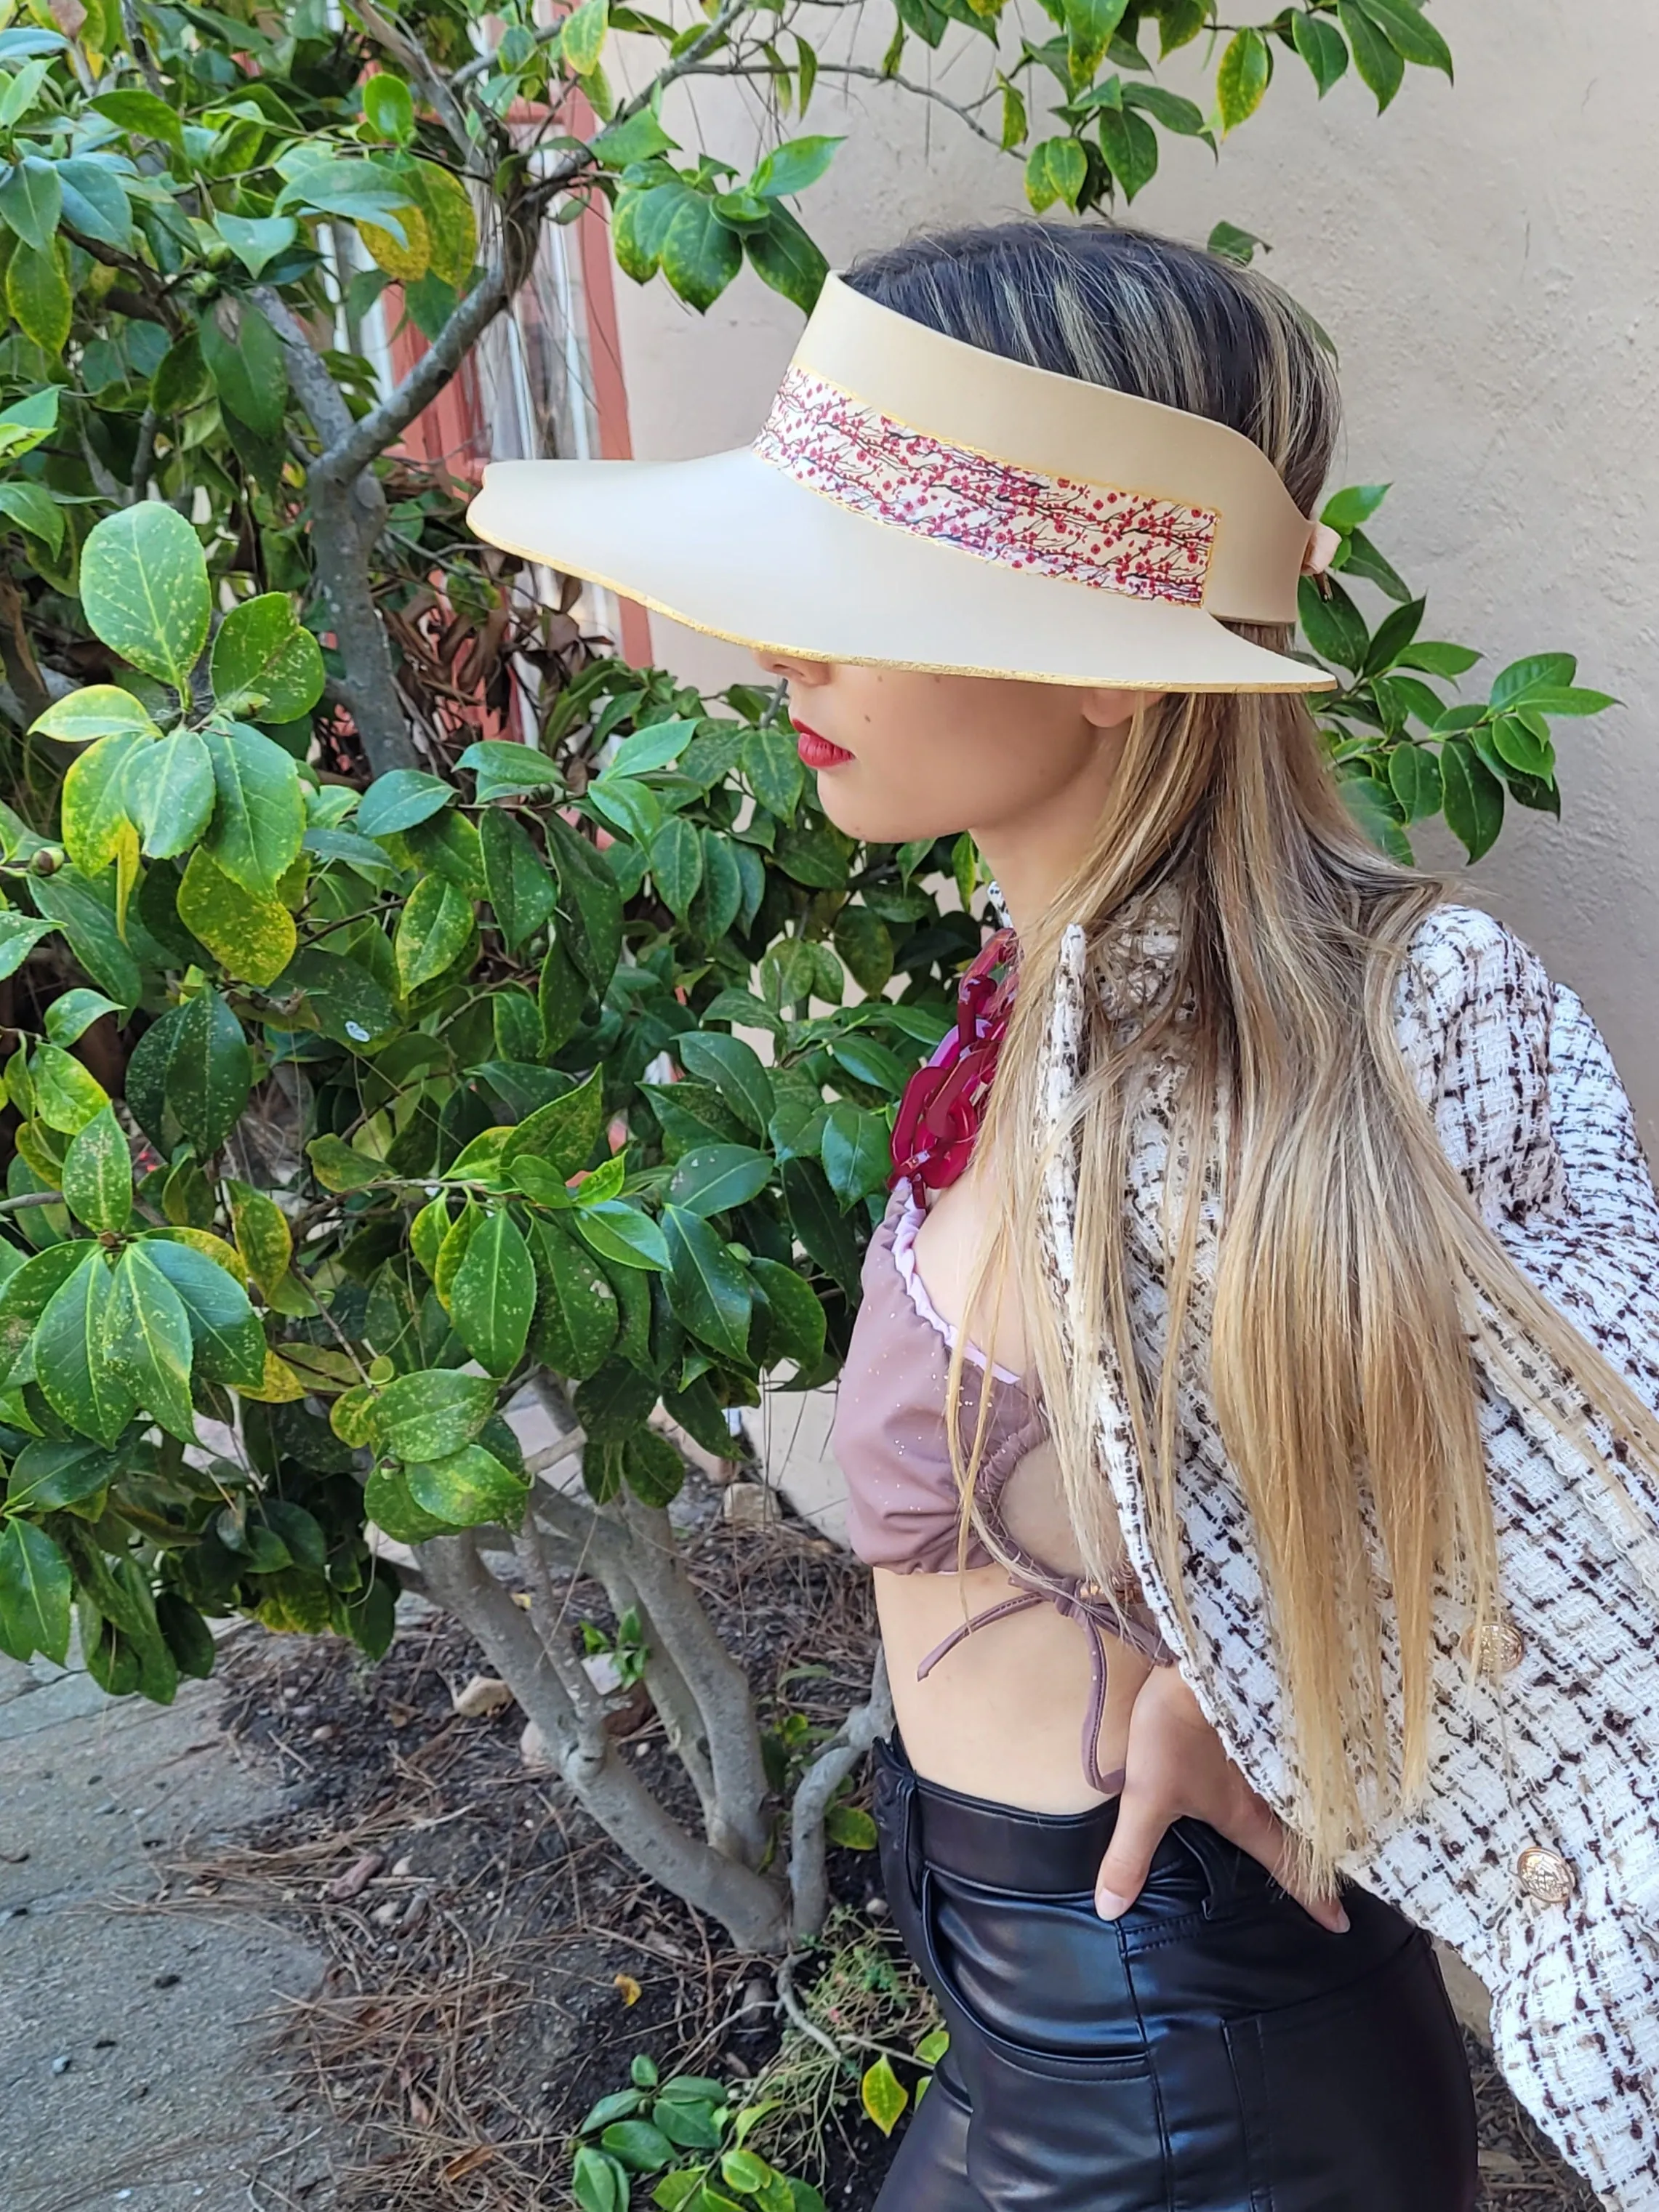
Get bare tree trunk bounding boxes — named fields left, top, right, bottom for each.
left=306, top=468, right=419, bottom=778
left=417, top=1527, right=790, bottom=1953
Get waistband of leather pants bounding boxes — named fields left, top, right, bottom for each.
left=876, top=1732, right=1205, bottom=1898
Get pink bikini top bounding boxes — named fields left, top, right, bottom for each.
left=832, top=1182, right=1175, bottom=1797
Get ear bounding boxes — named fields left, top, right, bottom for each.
left=1078, top=686, right=1160, bottom=733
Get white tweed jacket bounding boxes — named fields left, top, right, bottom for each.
left=1036, top=897, right=1659, bottom=2208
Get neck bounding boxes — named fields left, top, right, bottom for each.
left=970, top=726, right=1127, bottom=933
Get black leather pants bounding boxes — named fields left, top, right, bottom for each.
left=872, top=1736, right=1477, bottom=2211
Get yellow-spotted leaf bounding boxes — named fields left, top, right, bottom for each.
left=409, top=159, right=477, bottom=286
left=860, top=2056, right=908, bottom=2137
left=225, top=1178, right=291, bottom=1297
left=177, top=847, right=297, bottom=987
left=233, top=1346, right=308, bottom=1401
left=7, top=238, right=71, bottom=353
left=31, top=1044, right=108, bottom=1135
left=358, top=201, right=430, bottom=281
left=330, top=1383, right=380, bottom=1447
left=61, top=731, right=146, bottom=878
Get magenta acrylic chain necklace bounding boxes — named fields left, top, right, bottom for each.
left=888, top=927, right=1019, bottom=1195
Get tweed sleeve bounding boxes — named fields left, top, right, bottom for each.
left=1397, top=904, right=1565, bottom=1226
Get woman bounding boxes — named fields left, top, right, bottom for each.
left=470, top=224, right=1659, bottom=2209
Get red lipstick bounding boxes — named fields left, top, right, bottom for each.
left=791, top=717, right=854, bottom=770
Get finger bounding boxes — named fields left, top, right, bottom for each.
left=1095, top=1786, right=1175, bottom=1920
left=1211, top=1790, right=1349, bottom=1934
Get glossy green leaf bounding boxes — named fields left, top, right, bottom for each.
left=395, top=874, right=475, bottom=993
left=60, top=1104, right=131, bottom=1233
left=750, top=1257, right=826, bottom=1375
left=481, top=808, right=558, bottom=951
left=1061, top=0, right=1128, bottom=81
left=659, top=190, right=742, bottom=313
left=0, top=912, right=50, bottom=984
left=199, top=298, right=287, bottom=438
left=668, top=1144, right=773, bottom=1218
left=529, top=1217, right=619, bottom=1379
left=1290, top=9, right=1349, bottom=94
left=213, top=212, right=297, bottom=278
left=620, top=1428, right=683, bottom=1508
left=821, top=1103, right=890, bottom=1210
left=7, top=238, right=71, bottom=353
left=825, top=1801, right=877, bottom=1849
left=225, top=1178, right=292, bottom=1296
left=210, top=595, right=326, bottom=722
left=678, top=1033, right=774, bottom=1135
left=544, top=812, right=623, bottom=992
left=649, top=814, right=703, bottom=920
left=571, top=1201, right=670, bottom=1273
left=0, top=153, right=61, bottom=252
left=0, top=1519, right=72, bottom=1665
left=61, top=731, right=144, bottom=879
left=376, top=1368, right=496, bottom=1461
left=361, top=71, right=415, bottom=140
left=89, top=86, right=185, bottom=149
left=782, top=1157, right=860, bottom=1298
left=752, top=132, right=843, bottom=198
left=31, top=1045, right=109, bottom=1136
left=501, top=1068, right=605, bottom=1179
left=1216, top=27, right=1272, bottom=127
left=106, top=1243, right=197, bottom=1442
left=356, top=770, right=454, bottom=838
left=1098, top=105, right=1158, bottom=199
left=449, top=1208, right=537, bottom=1377
left=140, top=1235, right=265, bottom=1387
left=1351, top=0, right=1451, bottom=76
left=165, top=988, right=252, bottom=1156
left=832, top=906, right=894, bottom=997
left=124, top=729, right=215, bottom=861
left=741, top=725, right=805, bottom=819
left=662, top=1204, right=752, bottom=1361
left=44, top=991, right=120, bottom=1049
left=36, top=1248, right=135, bottom=1446
left=2, top=1439, right=117, bottom=1516
left=406, top=1443, right=526, bottom=1529
left=1337, top=0, right=1404, bottom=106
left=31, top=686, right=161, bottom=747
left=79, top=504, right=210, bottom=696
left=202, top=723, right=305, bottom=896
left=0, top=479, right=63, bottom=555
left=574, top=1359, right=658, bottom=1442
left=1439, top=736, right=1505, bottom=863
left=306, top=1135, right=382, bottom=1193
left=1386, top=743, right=1443, bottom=824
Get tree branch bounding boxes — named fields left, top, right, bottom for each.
left=788, top=1644, right=892, bottom=1942
left=312, top=264, right=508, bottom=489
left=249, top=286, right=356, bottom=451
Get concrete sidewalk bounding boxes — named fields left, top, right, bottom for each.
left=0, top=1650, right=337, bottom=2212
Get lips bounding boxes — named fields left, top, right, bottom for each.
left=792, top=717, right=855, bottom=770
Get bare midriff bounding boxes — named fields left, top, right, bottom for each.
left=875, top=1162, right=1157, bottom=1814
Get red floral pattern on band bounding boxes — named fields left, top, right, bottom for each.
left=754, top=367, right=1217, bottom=606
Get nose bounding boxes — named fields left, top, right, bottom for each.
left=751, top=648, right=832, bottom=685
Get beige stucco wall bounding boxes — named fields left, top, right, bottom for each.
left=606, top=0, right=1659, bottom=1144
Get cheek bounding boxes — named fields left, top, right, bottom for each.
left=814, top=720, right=1014, bottom=845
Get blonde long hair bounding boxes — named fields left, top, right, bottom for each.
left=846, top=223, right=1659, bottom=1881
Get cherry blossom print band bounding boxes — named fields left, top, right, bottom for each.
left=752, top=366, right=1219, bottom=609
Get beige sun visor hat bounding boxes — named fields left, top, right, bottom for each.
left=467, top=270, right=1337, bottom=695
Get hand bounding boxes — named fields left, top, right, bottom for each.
left=1093, top=1662, right=1349, bottom=1933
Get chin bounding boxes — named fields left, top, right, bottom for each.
left=816, top=777, right=965, bottom=848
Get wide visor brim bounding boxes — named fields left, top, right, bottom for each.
left=467, top=451, right=1336, bottom=695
